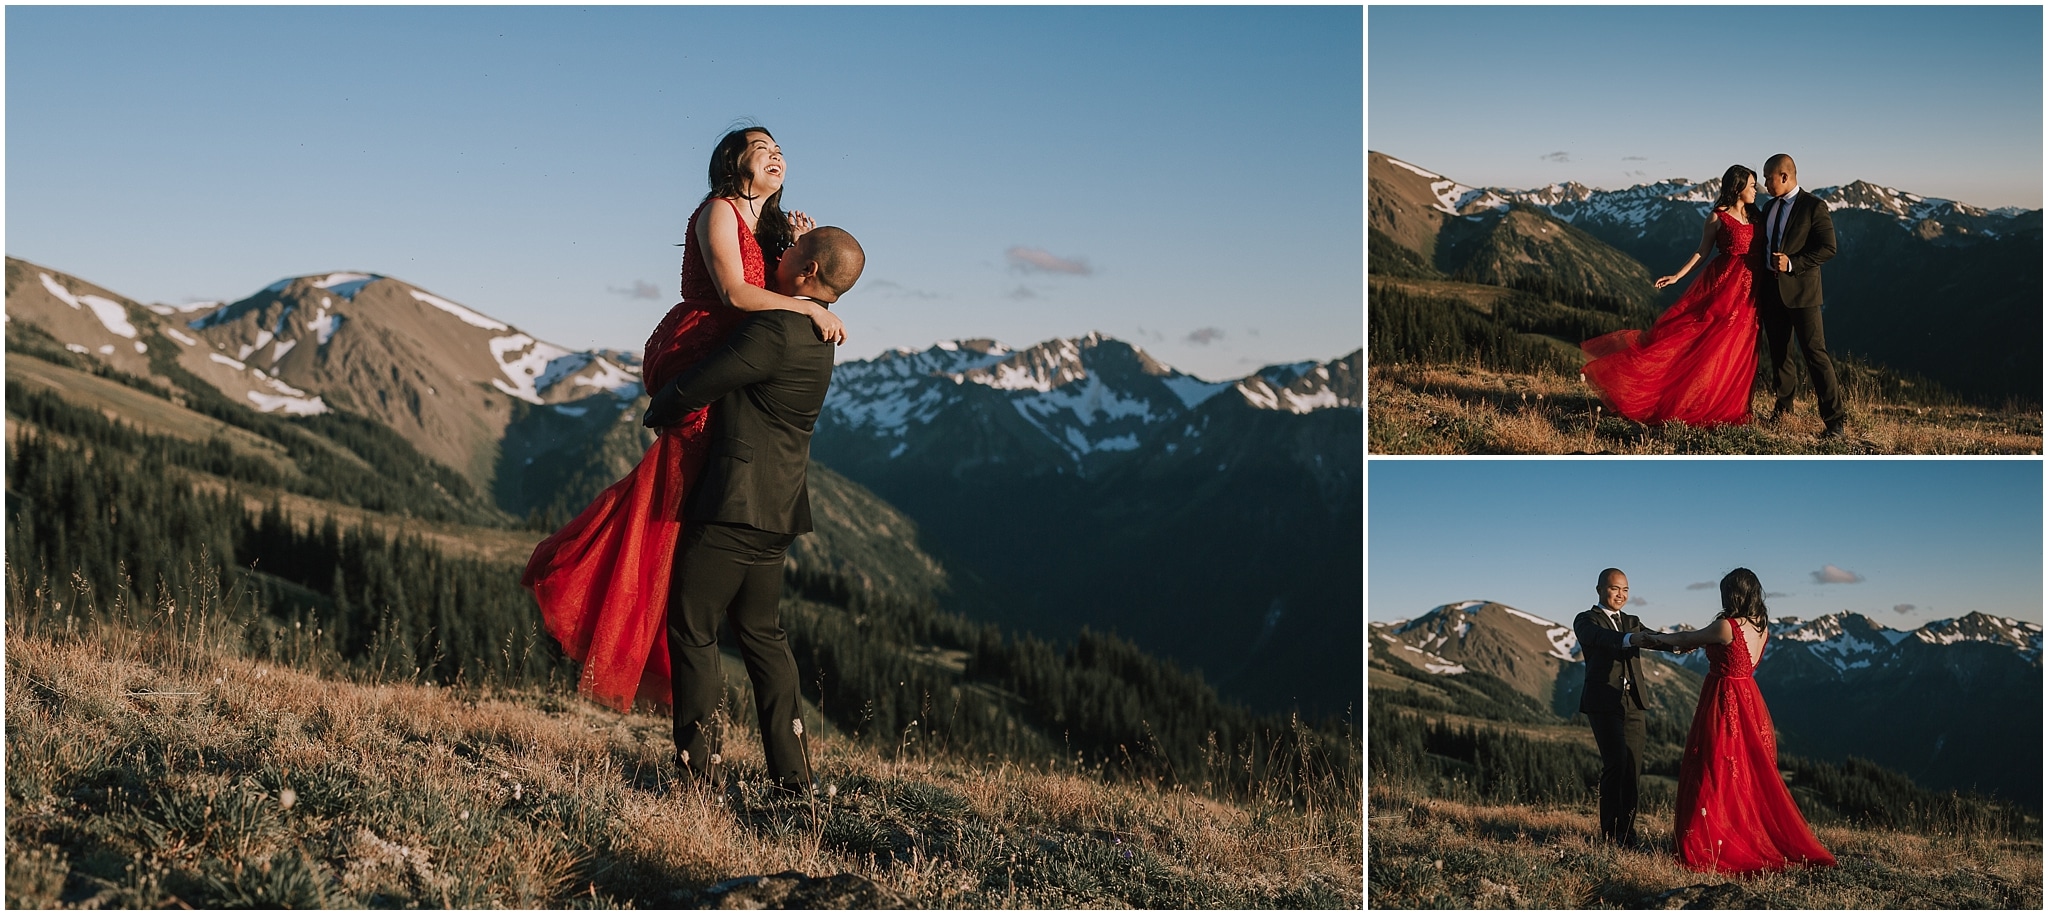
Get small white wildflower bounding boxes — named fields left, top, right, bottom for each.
left=826, top=784, right=838, bottom=799
left=791, top=719, right=804, bottom=737
left=511, top=782, right=523, bottom=801
left=680, top=750, right=689, bottom=766
left=277, top=789, right=297, bottom=810
left=460, top=811, right=471, bottom=821
left=710, top=753, right=722, bottom=765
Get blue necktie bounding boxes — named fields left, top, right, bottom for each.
left=1772, top=197, right=1791, bottom=254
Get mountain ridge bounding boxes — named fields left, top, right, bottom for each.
left=1372, top=599, right=2043, bottom=808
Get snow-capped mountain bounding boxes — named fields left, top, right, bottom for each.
left=816, top=333, right=1360, bottom=716
left=1369, top=600, right=1700, bottom=717
left=1377, top=600, right=2044, bottom=805
left=1667, top=610, right=2043, bottom=678
left=5, top=259, right=642, bottom=487
left=1375, top=151, right=2034, bottom=243
left=1368, top=151, right=2043, bottom=404
left=822, top=333, right=1358, bottom=473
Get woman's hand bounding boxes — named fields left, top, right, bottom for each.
left=788, top=209, right=816, bottom=240
left=1654, top=274, right=1682, bottom=289
left=808, top=303, right=847, bottom=345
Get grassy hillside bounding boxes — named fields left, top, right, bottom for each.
left=1366, top=273, right=2042, bottom=455
left=1368, top=781, right=2039, bottom=909
left=6, top=312, right=1362, bottom=907
left=5, top=608, right=1359, bottom=908
left=1367, top=653, right=2040, bottom=908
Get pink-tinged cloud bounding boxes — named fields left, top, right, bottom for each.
left=1006, top=246, right=1092, bottom=275
left=1811, top=564, right=1864, bottom=584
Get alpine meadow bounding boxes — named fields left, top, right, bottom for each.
left=1367, top=152, right=2042, bottom=455
left=3, top=258, right=1362, bottom=908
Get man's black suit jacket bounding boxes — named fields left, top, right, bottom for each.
left=1758, top=190, right=1837, bottom=310
left=646, top=309, right=834, bottom=535
left=1574, top=607, right=1649, bottom=714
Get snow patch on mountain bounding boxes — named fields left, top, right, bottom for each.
left=573, top=357, right=640, bottom=395
left=489, top=334, right=578, bottom=404
left=412, top=289, right=509, bottom=331
left=1383, top=155, right=1442, bottom=180
left=40, top=273, right=138, bottom=339
left=311, top=272, right=379, bottom=299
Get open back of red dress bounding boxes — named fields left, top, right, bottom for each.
left=521, top=198, right=756, bottom=711
left=1673, top=626, right=1837, bottom=874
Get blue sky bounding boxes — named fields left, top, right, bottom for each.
left=6, top=6, right=1362, bottom=380
left=1368, top=460, right=2044, bottom=630
left=1369, top=5, right=2043, bottom=209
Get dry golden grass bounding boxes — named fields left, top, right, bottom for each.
left=6, top=617, right=1360, bottom=908
left=1369, top=362, right=2042, bottom=455
left=1367, top=782, right=2041, bottom=908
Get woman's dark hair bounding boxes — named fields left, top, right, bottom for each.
left=1712, top=164, right=1757, bottom=212
left=1716, top=567, right=1769, bottom=629
left=704, top=126, right=794, bottom=268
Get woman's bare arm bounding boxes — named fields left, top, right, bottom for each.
left=1660, top=618, right=1734, bottom=650
left=1653, top=214, right=1721, bottom=289
left=699, top=200, right=846, bottom=344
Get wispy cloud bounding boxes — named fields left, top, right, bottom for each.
left=1540, top=151, right=1570, bottom=163
left=1893, top=603, right=1916, bottom=614
left=1686, top=581, right=1715, bottom=590
left=1186, top=327, right=1225, bottom=345
left=607, top=280, right=661, bottom=300
left=866, top=279, right=941, bottom=300
left=1811, top=564, right=1865, bottom=584
left=1622, top=155, right=1648, bottom=162
left=1629, top=596, right=1648, bottom=606
left=1004, top=285, right=1039, bottom=300
left=1006, top=246, right=1092, bottom=275
left=1765, top=592, right=1788, bottom=599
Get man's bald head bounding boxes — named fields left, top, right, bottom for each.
left=1764, top=154, right=1798, bottom=199
left=791, top=227, right=866, bottom=299
left=1596, top=568, right=1629, bottom=612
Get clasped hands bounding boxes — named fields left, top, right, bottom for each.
left=1634, top=633, right=1695, bottom=654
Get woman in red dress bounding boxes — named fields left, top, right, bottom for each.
left=1651, top=568, right=1837, bottom=874
left=522, top=126, right=846, bottom=711
left=1581, top=165, right=1762, bottom=427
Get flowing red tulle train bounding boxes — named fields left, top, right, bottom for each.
left=522, top=197, right=763, bottom=711
left=1582, top=209, right=1759, bottom=427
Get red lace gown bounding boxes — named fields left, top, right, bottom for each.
left=1581, top=209, right=1759, bottom=426
left=521, top=198, right=758, bottom=711
left=1673, top=627, right=1837, bottom=874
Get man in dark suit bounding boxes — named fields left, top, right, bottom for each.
left=642, top=226, right=866, bottom=792
left=1574, top=567, right=1673, bottom=846
left=1757, top=153, right=1845, bottom=438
